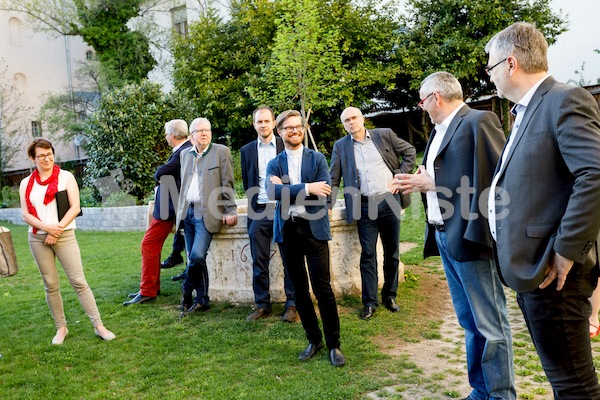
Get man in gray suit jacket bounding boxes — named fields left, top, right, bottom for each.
left=330, top=107, right=415, bottom=320
left=486, top=22, right=600, bottom=397
left=176, top=117, right=238, bottom=315
left=393, top=72, right=515, bottom=400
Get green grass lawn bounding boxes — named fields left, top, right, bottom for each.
left=0, top=194, right=437, bottom=400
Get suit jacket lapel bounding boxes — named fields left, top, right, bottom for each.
left=276, top=136, right=284, bottom=154
left=279, top=150, right=289, bottom=183
left=301, top=148, right=311, bottom=183
left=437, top=105, right=468, bottom=157
left=422, top=128, right=437, bottom=165
left=497, top=78, right=554, bottom=179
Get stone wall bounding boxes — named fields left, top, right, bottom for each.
left=0, top=205, right=149, bottom=231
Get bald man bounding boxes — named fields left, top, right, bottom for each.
left=330, top=107, right=415, bottom=320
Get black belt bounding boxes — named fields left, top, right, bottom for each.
left=432, top=223, right=445, bottom=232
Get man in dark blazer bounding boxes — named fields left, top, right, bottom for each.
left=330, top=107, right=415, bottom=320
left=240, top=106, right=297, bottom=322
left=123, top=119, right=192, bottom=305
left=176, top=117, right=238, bottom=315
left=266, top=110, right=345, bottom=367
left=486, top=22, right=600, bottom=397
left=393, top=72, right=515, bottom=400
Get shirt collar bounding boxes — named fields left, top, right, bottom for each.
left=515, top=75, right=550, bottom=110
left=436, top=102, right=465, bottom=131
left=257, top=134, right=277, bottom=149
left=285, top=145, right=304, bottom=157
left=190, top=142, right=212, bottom=158
left=172, top=139, right=189, bottom=153
left=351, top=130, right=371, bottom=142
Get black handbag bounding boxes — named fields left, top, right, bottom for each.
left=0, top=226, right=18, bottom=277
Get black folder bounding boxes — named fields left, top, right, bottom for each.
left=55, top=190, right=83, bottom=221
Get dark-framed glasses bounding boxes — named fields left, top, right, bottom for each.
left=485, top=57, right=508, bottom=76
left=282, top=125, right=303, bottom=134
left=35, top=153, right=54, bottom=161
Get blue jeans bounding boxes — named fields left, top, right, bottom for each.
left=182, top=207, right=214, bottom=305
left=356, top=193, right=400, bottom=307
left=436, top=231, right=516, bottom=400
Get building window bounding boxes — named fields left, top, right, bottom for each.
left=171, top=6, right=188, bottom=37
left=9, top=17, right=23, bottom=46
left=86, top=50, right=95, bottom=60
left=13, top=73, right=27, bottom=92
left=31, top=121, right=42, bottom=138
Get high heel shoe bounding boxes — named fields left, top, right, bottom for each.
left=94, top=327, right=116, bottom=341
left=52, top=328, right=69, bottom=345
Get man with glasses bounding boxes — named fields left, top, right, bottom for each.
left=175, top=117, right=238, bottom=315
left=330, top=107, right=415, bottom=320
left=123, top=119, right=191, bottom=306
left=392, top=72, right=515, bottom=400
left=266, top=110, right=345, bottom=367
left=485, top=22, right=600, bottom=397
left=240, top=106, right=297, bottom=322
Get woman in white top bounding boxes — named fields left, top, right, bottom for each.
left=19, top=139, right=115, bottom=345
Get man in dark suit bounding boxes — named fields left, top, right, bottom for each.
left=486, top=22, right=600, bottom=397
left=330, top=107, right=415, bottom=320
left=266, top=110, right=345, bottom=367
left=123, top=119, right=192, bottom=305
left=240, top=106, right=297, bottom=322
left=175, top=117, right=238, bottom=315
left=393, top=72, right=515, bottom=400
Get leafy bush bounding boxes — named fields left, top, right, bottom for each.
left=83, top=80, right=195, bottom=201
left=1, top=186, right=20, bottom=208
left=79, top=186, right=101, bottom=207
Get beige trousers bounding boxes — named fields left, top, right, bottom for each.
left=28, top=230, right=103, bottom=329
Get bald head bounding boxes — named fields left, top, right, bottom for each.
left=340, top=107, right=366, bottom=138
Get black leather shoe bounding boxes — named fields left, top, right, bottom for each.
left=128, top=290, right=160, bottom=298
left=180, top=292, right=193, bottom=312
left=183, top=302, right=210, bottom=315
left=171, top=272, right=186, bottom=281
left=360, top=305, right=375, bottom=320
left=123, top=293, right=155, bottom=306
left=298, top=342, right=323, bottom=361
left=330, top=348, right=346, bottom=367
left=383, top=299, right=400, bottom=312
left=161, top=254, right=184, bottom=269
left=247, top=307, right=271, bottom=321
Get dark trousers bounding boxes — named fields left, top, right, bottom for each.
left=517, top=263, right=600, bottom=399
left=171, top=230, right=185, bottom=255
left=356, top=193, right=401, bottom=307
left=248, top=204, right=295, bottom=310
left=278, top=218, right=340, bottom=350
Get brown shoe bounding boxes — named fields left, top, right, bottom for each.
left=247, top=307, right=271, bottom=321
left=281, top=306, right=299, bottom=323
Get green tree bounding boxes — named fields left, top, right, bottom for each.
left=249, top=0, right=350, bottom=149
left=173, top=0, right=401, bottom=151
left=172, top=1, right=280, bottom=149
left=392, top=0, right=566, bottom=104
left=83, top=80, right=194, bottom=200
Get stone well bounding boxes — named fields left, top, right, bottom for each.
left=204, top=199, right=405, bottom=304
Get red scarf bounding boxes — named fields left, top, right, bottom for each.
left=26, top=164, right=61, bottom=234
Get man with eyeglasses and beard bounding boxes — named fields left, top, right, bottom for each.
left=266, top=110, right=345, bottom=367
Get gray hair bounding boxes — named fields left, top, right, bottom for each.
left=164, top=119, right=188, bottom=140
left=189, top=117, right=211, bottom=133
left=485, top=22, right=548, bottom=73
left=420, top=72, right=463, bottom=102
